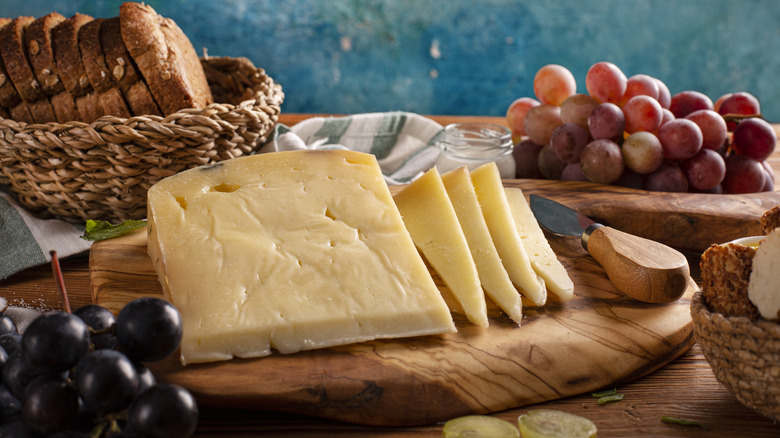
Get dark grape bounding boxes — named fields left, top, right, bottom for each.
left=135, top=363, right=157, bottom=394
left=512, top=139, right=544, bottom=179
left=615, top=169, right=646, bottom=190
left=0, top=384, right=22, bottom=423
left=588, top=102, right=625, bottom=141
left=681, top=149, right=726, bottom=191
left=75, top=349, right=139, bottom=414
left=0, top=315, right=18, bottom=336
left=22, top=312, right=90, bottom=371
left=732, top=117, right=777, bottom=161
left=22, top=376, right=79, bottom=435
left=560, top=162, right=588, bottom=181
left=0, top=333, right=22, bottom=357
left=2, top=351, right=60, bottom=400
left=74, top=304, right=117, bottom=350
left=128, top=384, right=198, bottom=438
left=0, top=418, right=43, bottom=437
left=645, top=162, right=689, bottom=192
left=116, top=298, right=183, bottom=363
left=537, top=144, right=566, bottom=180
left=723, top=154, right=766, bottom=194
left=580, top=139, right=624, bottom=184
left=549, top=122, right=590, bottom=163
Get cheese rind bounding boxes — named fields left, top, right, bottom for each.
left=504, top=188, right=574, bottom=302
left=441, top=167, right=523, bottom=324
left=470, top=163, right=547, bottom=306
left=147, top=150, right=456, bottom=365
left=393, top=167, right=489, bottom=328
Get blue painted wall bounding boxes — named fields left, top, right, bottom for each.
left=1, top=0, right=778, bottom=122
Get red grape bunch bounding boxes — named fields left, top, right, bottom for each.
left=506, top=62, right=777, bottom=193
left=0, top=297, right=198, bottom=437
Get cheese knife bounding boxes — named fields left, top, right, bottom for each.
left=529, top=194, right=689, bottom=303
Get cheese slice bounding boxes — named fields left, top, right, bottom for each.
left=440, top=167, right=523, bottom=324
left=470, top=162, right=547, bottom=306
left=393, top=167, right=489, bottom=328
left=504, top=188, right=575, bottom=302
left=147, top=150, right=456, bottom=365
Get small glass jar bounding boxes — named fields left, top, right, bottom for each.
left=435, top=122, right=515, bottom=178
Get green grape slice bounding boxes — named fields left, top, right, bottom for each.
left=517, top=409, right=597, bottom=438
left=442, top=415, right=520, bottom=438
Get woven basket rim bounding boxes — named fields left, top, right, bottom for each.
left=692, top=290, right=780, bottom=335
left=0, top=56, right=284, bottom=149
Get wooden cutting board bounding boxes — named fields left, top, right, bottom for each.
left=89, top=180, right=777, bottom=427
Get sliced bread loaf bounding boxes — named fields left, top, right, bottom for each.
left=0, top=18, right=22, bottom=110
left=78, top=18, right=131, bottom=119
left=100, top=17, right=161, bottom=117
left=120, top=2, right=212, bottom=115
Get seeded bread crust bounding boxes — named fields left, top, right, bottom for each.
left=52, top=14, right=93, bottom=98
left=0, top=18, right=22, bottom=110
left=100, top=17, right=161, bottom=117
left=25, top=12, right=80, bottom=122
left=700, top=242, right=761, bottom=320
left=0, top=16, right=57, bottom=123
left=79, top=18, right=131, bottom=119
left=120, top=2, right=213, bottom=115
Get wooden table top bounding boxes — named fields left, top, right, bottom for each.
left=2, top=114, right=779, bottom=437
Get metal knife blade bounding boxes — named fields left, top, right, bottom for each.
left=528, top=194, right=690, bottom=303
left=529, top=194, right=601, bottom=250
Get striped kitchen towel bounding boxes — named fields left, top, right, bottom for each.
left=261, top=111, right=445, bottom=184
left=0, top=112, right=447, bottom=281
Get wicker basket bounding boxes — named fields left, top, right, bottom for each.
left=0, top=56, right=284, bottom=223
left=691, top=291, right=780, bottom=421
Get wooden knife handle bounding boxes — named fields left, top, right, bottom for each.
left=586, top=226, right=690, bottom=303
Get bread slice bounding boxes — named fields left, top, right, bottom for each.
left=0, top=18, right=22, bottom=110
left=700, top=241, right=761, bottom=319
left=100, top=17, right=161, bottom=117
left=0, top=16, right=57, bottom=123
left=120, top=2, right=213, bottom=115
left=52, top=14, right=105, bottom=122
left=9, top=100, right=34, bottom=124
left=25, top=12, right=79, bottom=122
left=78, top=18, right=131, bottom=119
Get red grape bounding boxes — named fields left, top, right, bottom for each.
left=717, top=91, right=761, bottom=117
left=655, top=78, right=671, bottom=109
left=512, top=139, right=544, bottom=179
left=549, top=122, right=591, bottom=163
left=615, top=169, right=646, bottom=190
left=585, top=61, right=627, bottom=104
left=524, top=104, right=563, bottom=145
left=681, top=148, right=726, bottom=191
left=560, top=93, right=598, bottom=129
left=659, top=108, right=675, bottom=129
left=588, top=102, right=625, bottom=141
left=533, top=64, right=577, bottom=106
left=713, top=93, right=732, bottom=113
left=623, top=95, right=663, bottom=134
left=723, top=153, right=766, bottom=194
left=580, top=139, right=624, bottom=184
left=620, top=74, right=659, bottom=106
left=622, top=131, right=664, bottom=174
left=657, top=118, right=703, bottom=160
left=506, top=97, right=540, bottom=139
left=669, top=90, right=713, bottom=118
left=560, top=162, right=588, bottom=181
left=537, top=144, right=567, bottom=180
left=732, top=117, right=777, bottom=161
left=644, top=162, right=689, bottom=192
left=685, top=109, right=728, bottom=151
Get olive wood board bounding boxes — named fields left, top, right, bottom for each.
left=89, top=180, right=774, bottom=427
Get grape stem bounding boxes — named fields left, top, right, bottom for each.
left=50, top=250, right=72, bottom=314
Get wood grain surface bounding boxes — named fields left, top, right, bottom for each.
left=90, top=182, right=700, bottom=427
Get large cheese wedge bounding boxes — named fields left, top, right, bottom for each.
left=147, top=150, right=456, bottom=365
left=504, top=188, right=574, bottom=302
left=393, top=167, right=489, bottom=328
left=440, top=167, right=523, bottom=324
left=470, top=163, right=547, bottom=306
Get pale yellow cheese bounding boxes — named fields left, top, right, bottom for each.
left=147, top=150, right=456, bottom=365
left=504, top=188, right=574, bottom=302
left=393, top=167, right=489, bottom=328
left=440, top=167, right=523, bottom=324
left=470, top=163, right=547, bottom=306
